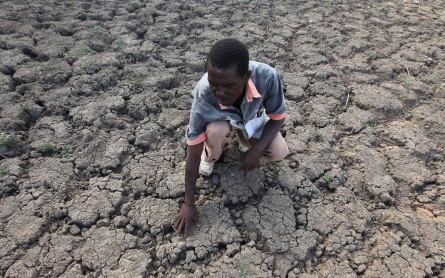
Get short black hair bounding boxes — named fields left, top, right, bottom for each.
left=206, top=38, right=249, bottom=77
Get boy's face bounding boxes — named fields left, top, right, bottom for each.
left=207, top=61, right=251, bottom=107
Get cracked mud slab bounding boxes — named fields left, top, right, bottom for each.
left=1, top=0, right=445, bottom=277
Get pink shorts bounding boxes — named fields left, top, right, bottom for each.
left=202, top=120, right=289, bottom=163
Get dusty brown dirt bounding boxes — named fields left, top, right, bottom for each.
left=1, top=0, right=445, bottom=277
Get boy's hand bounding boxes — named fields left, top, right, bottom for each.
left=174, top=203, right=200, bottom=237
left=238, top=147, right=262, bottom=171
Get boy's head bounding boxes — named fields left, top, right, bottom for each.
left=205, top=39, right=251, bottom=107
left=206, top=38, right=249, bottom=78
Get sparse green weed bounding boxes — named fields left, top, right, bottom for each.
left=145, top=8, right=155, bottom=15
left=43, top=62, right=52, bottom=69
left=18, top=105, right=29, bottom=119
left=81, top=61, right=93, bottom=70
left=116, top=39, right=125, bottom=50
left=57, top=150, right=70, bottom=161
left=323, top=172, right=330, bottom=181
left=35, top=143, right=55, bottom=154
left=393, top=207, right=398, bottom=217
left=400, top=76, right=411, bottom=83
left=56, top=144, right=73, bottom=161
left=432, top=73, right=445, bottom=93
left=0, top=169, right=8, bottom=176
left=364, top=10, right=374, bottom=18
left=239, top=264, right=251, bottom=278
left=363, top=121, right=374, bottom=128
left=126, top=74, right=144, bottom=82
left=69, top=48, right=91, bottom=59
left=0, top=136, right=15, bottom=150
left=75, top=61, right=94, bottom=75
left=88, top=28, right=104, bottom=34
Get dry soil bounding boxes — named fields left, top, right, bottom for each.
left=1, top=0, right=445, bottom=277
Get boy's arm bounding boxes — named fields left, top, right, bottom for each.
left=174, top=142, right=203, bottom=237
left=238, top=117, right=285, bottom=171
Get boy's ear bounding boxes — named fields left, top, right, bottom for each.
left=245, top=70, right=252, bottom=81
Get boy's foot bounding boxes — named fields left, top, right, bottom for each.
left=239, top=142, right=249, bottom=153
left=199, top=149, right=214, bottom=176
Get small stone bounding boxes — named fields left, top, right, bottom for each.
left=250, top=232, right=258, bottom=242
left=97, top=218, right=110, bottom=227
left=185, top=250, right=197, bottom=264
left=416, top=195, right=431, bottom=203
left=113, top=215, right=129, bottom=227
left=225, top=243, right=240, bottom=257
left=69, top=225, right=81, bottom=235
left=357, top=264, right=366, bottom=273
left=125, top=224, right=134, bottom=233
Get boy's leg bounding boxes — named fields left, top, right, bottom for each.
left=236, top=129, right=288, bottom=161
left=202, top=120, right=232, bottom=162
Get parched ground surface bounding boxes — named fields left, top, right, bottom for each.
left=1, top=0, right=445, bottom=277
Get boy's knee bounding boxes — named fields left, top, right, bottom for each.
left=268, top=143, right=289, bottom=161
left=206, top=120, right=231, bottom=136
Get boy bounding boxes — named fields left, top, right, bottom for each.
left=174, top=38, right=288, bottom=237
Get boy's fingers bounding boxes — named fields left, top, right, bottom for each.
left=174, top=216, right=180, bottom=230
left=184, top=221, right=190, bottom=237
left=238, top=153, right=246, bottom=162
left=175, top=220, right=184, bottom=236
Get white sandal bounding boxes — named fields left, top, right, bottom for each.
left=199, top=148, right=215, bottom=176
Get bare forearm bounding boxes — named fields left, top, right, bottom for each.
left=184, top=157, right=198, bottom=204
left=184, top=143, right=203, bottom=205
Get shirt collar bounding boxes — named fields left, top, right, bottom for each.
left=218, top=79, right=261, bottom=110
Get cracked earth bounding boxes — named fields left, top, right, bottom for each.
left=1, top=0, right=445, bottom=277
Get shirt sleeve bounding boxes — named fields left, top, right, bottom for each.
left=263, top=69, right=286, bottom=120
left=185, top=96, right=208, bottom=145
